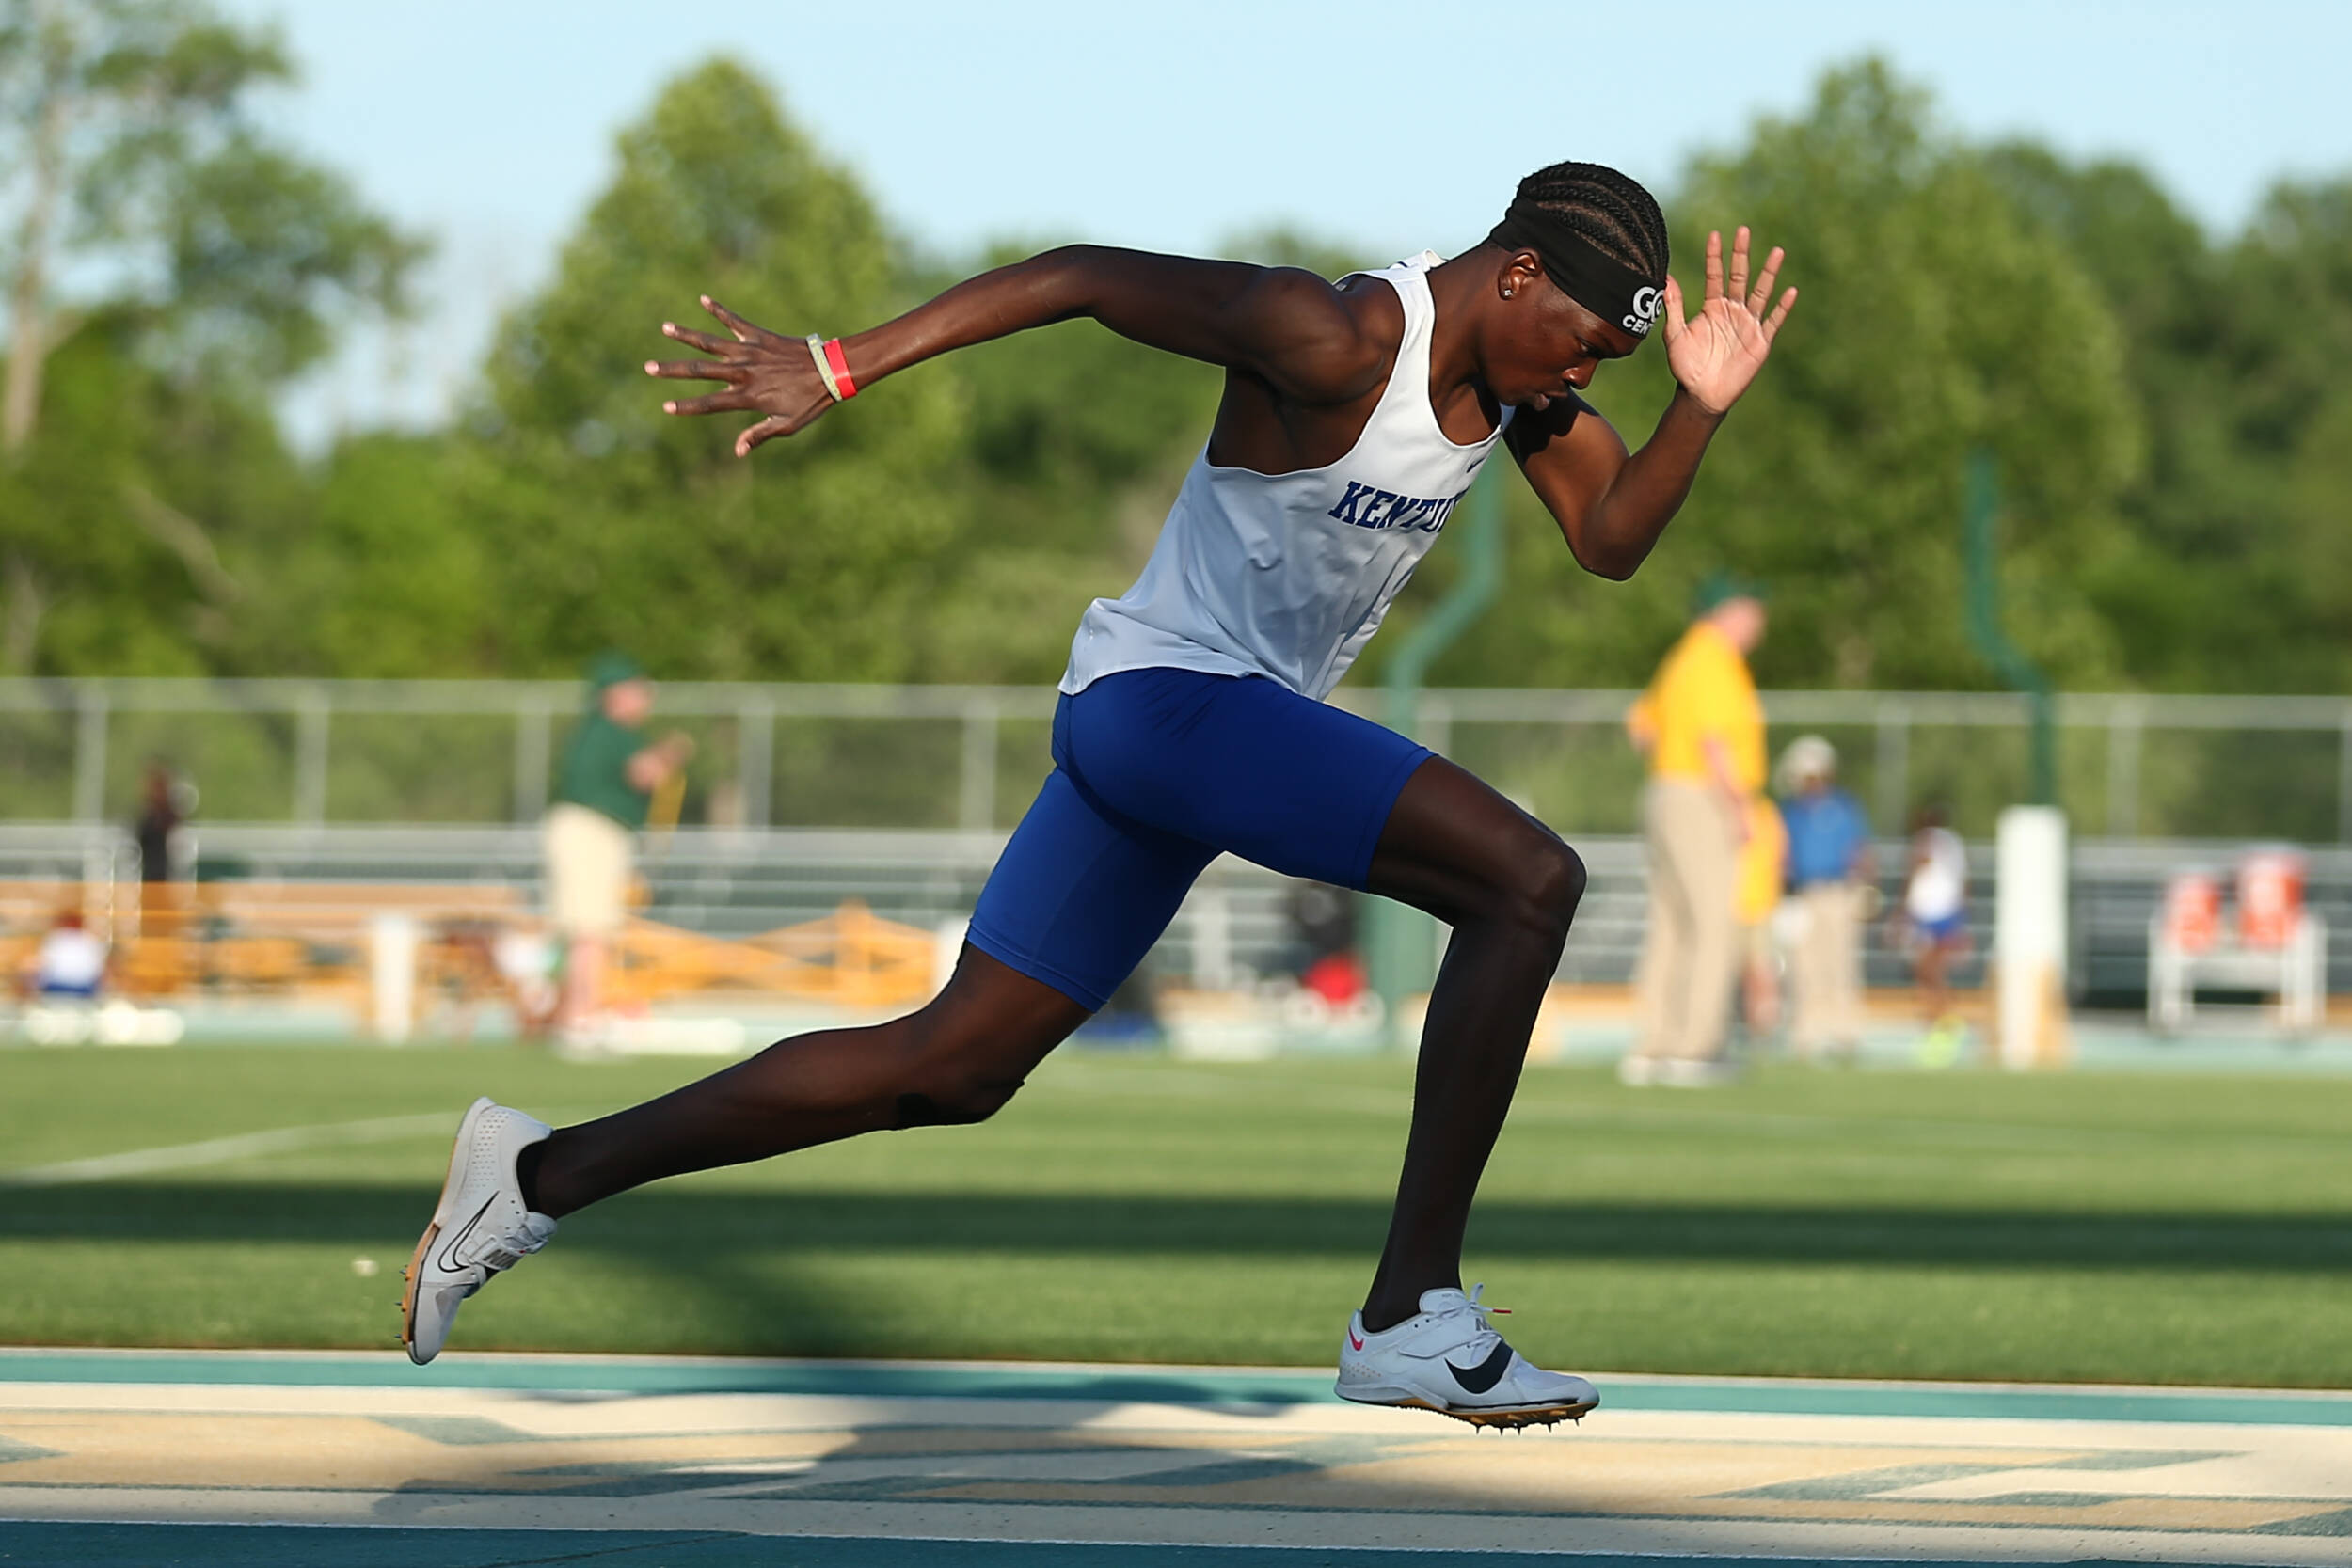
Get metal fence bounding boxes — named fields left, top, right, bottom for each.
left=6, top=678, right=2351, bottom=843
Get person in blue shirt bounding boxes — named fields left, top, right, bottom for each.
left=1775, top=736, right=1872, bottom=1060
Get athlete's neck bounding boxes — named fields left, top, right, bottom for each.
left=1424, top=253, right=1506, bottom=435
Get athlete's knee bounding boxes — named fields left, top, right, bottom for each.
left=884, top=1006, right=1045, bottom=1128
left=1494, top=836, right=1586, bottom=943
left=890, top=1052, right=1034, bottom=1126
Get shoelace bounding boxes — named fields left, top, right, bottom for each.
left=458, top=1212, right=555, bottom=1275
left=1449, top=1282, right=1514, bottom=1362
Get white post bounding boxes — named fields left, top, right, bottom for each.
left=1874, top=701, right=1909, bottom=839
left=1994, top=805, right=2069, bottom=1069
left=72, top=686, right=110, bottom=824
left=294, top=691, right=330, bottom=826
left=738, top=700, right=773, bottom=832
left=959, top=705, right=998, bottom=830
left=370, top=912, right=421, bottom=1043
left=1191, top=890, right=1233, bottom=992
left=2106, top=707, right=2142, bottom=838
left=513, top=702, right=552, bottom=824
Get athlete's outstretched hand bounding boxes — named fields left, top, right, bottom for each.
left=644, top=297, right=832, bottom=457
left=1661, top=227, right=1796, bottom=417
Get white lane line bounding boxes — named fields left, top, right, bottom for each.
left=0, top=1113, right=461, bottom=1187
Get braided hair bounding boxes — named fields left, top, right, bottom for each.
left=1511, top=162, right=1670, bottom=282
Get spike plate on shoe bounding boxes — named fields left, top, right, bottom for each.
left=1378, top=1396, right=1591, bottom=1431
left=1453, top=1405, right=1586, bottom=1431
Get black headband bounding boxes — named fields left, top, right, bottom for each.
left=1486, top=198, right=1665, bottom=339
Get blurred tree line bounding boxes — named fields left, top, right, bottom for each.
left=0, top=23, right=2345, bottom=695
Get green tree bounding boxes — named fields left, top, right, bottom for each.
left=16, top=311, right=312, bottom=673
left=1420, top=58, right=2142, bottom=694
left=1990, top=147, right=2352, bottom=692
left=232, top=432, right=490, bottom=677
left=1982, top=145, right=2245, bottom=689
left=464, top=58, right=970, bottom=681
left=2204, top=178, right=2352, bottom=690
left=0, top=0, right=421, bottom=672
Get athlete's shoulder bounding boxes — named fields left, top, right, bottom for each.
left=1228, top=265, right=1401, bottom=405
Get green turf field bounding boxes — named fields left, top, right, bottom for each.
left=3, top=1044, right=2349, bottom=1386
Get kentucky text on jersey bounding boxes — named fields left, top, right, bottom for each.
left=1326, top=481, right=1470, bottom=533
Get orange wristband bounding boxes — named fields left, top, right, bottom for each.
left=822, top=338, right=857, bottom=399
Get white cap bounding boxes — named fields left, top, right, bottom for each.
left=1779, top=734, right=1837, bottom=791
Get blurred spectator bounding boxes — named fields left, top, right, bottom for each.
left=1736, top=796, right=1788, bottom=1040
left=1901, top=804, right=1971, bottom=1060
left=1623, top=575, right=1767, bottom=1085
left=24, top=910, right=106, bottom=1001
left=134, top=760, right=187, bottom=883
left=1776, top=736, right=1873, bottom=1062
left=494, top=927, right=562, bottom=1039
left=544, top=652, right=694, bottom=1037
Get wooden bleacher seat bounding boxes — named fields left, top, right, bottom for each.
left=2, top=880, right=526, bottom=1002
left=6, top=879, right=936, bottom=1015
left=608, top=900, right=935, bottom=1010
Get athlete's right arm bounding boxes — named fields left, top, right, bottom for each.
left=646, top=246, right=1387, bottom=456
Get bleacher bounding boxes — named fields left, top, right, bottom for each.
left=17, top=820, right=2297, bottom=1008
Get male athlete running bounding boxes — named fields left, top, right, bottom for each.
left=405, top=163, right=1795, bottom=1429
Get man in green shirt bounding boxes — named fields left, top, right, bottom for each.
left=543, top=652, right=692, bottom=1034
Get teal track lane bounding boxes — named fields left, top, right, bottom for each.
left=5, top=1347, right=2352, bottom=1429
left=0, top=1522, right=2182, bottom=1568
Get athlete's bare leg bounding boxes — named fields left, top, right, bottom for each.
left=521, top=757, right=1576, bottom=1325
left=1358, top=758, right=1586, bottom=1332
left=523, top=949, right=1089, bottom=1218
left=1917, top=939, right=1949, bottom=1023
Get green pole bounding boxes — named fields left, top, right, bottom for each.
left=1962, top=450, right=2056, bottom=806
left=1368, top=464, right=1505, bottom=1039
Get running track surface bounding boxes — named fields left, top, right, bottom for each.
left=1, top=1350, right=2348, bottom=1567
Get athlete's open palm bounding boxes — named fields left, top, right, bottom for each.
left=644, top=297, right=832, bottom=456
left=1661, top=227, right=1795, bottom=416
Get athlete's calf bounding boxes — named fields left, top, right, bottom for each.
left=523, top=951, right=1086, bottom=1216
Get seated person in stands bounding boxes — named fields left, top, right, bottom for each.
left=23, top=910, right=107, bottom=1001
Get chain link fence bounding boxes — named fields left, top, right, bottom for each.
left=3, top=678, right=2347, bottom=844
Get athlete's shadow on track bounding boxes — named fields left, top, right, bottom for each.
left=8, top=1180, right=2345, bottom=1367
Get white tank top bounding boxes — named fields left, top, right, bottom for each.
left=1907, top=826, right=1968, bottom=922
left=1060, top=253, right=1515, bottom=702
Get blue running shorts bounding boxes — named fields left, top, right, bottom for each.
left=1914, top=910, right=1967, bottom=945
left=966, top=667, right=1434, bottom=1009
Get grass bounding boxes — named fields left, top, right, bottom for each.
left=2, top=1043, right=2350, bottom=1386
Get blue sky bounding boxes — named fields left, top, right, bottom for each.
left=215, top=0, right=2352, bottom=443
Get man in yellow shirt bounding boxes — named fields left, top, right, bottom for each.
left=1623, top=576, right=1767, bottom=1084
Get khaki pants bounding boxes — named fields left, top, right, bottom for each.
left=1790, top=880, right=1866, bottom=1055
left=544, top=803, right=633, bottom=936
left=1632, top=780, right=1742, bottom=1063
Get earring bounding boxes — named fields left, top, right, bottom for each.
left=1502, top=288, right=1515, bottom=298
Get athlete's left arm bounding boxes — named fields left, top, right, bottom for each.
left=1509, top=229, right=1796, bottom=581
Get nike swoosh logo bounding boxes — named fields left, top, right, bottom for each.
left=1445, top=1341, right=1514, bottom=1396
left=435, top=1196, right=497, bottom=1275
left=1347, top=1328, right=1364, bottom=1352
